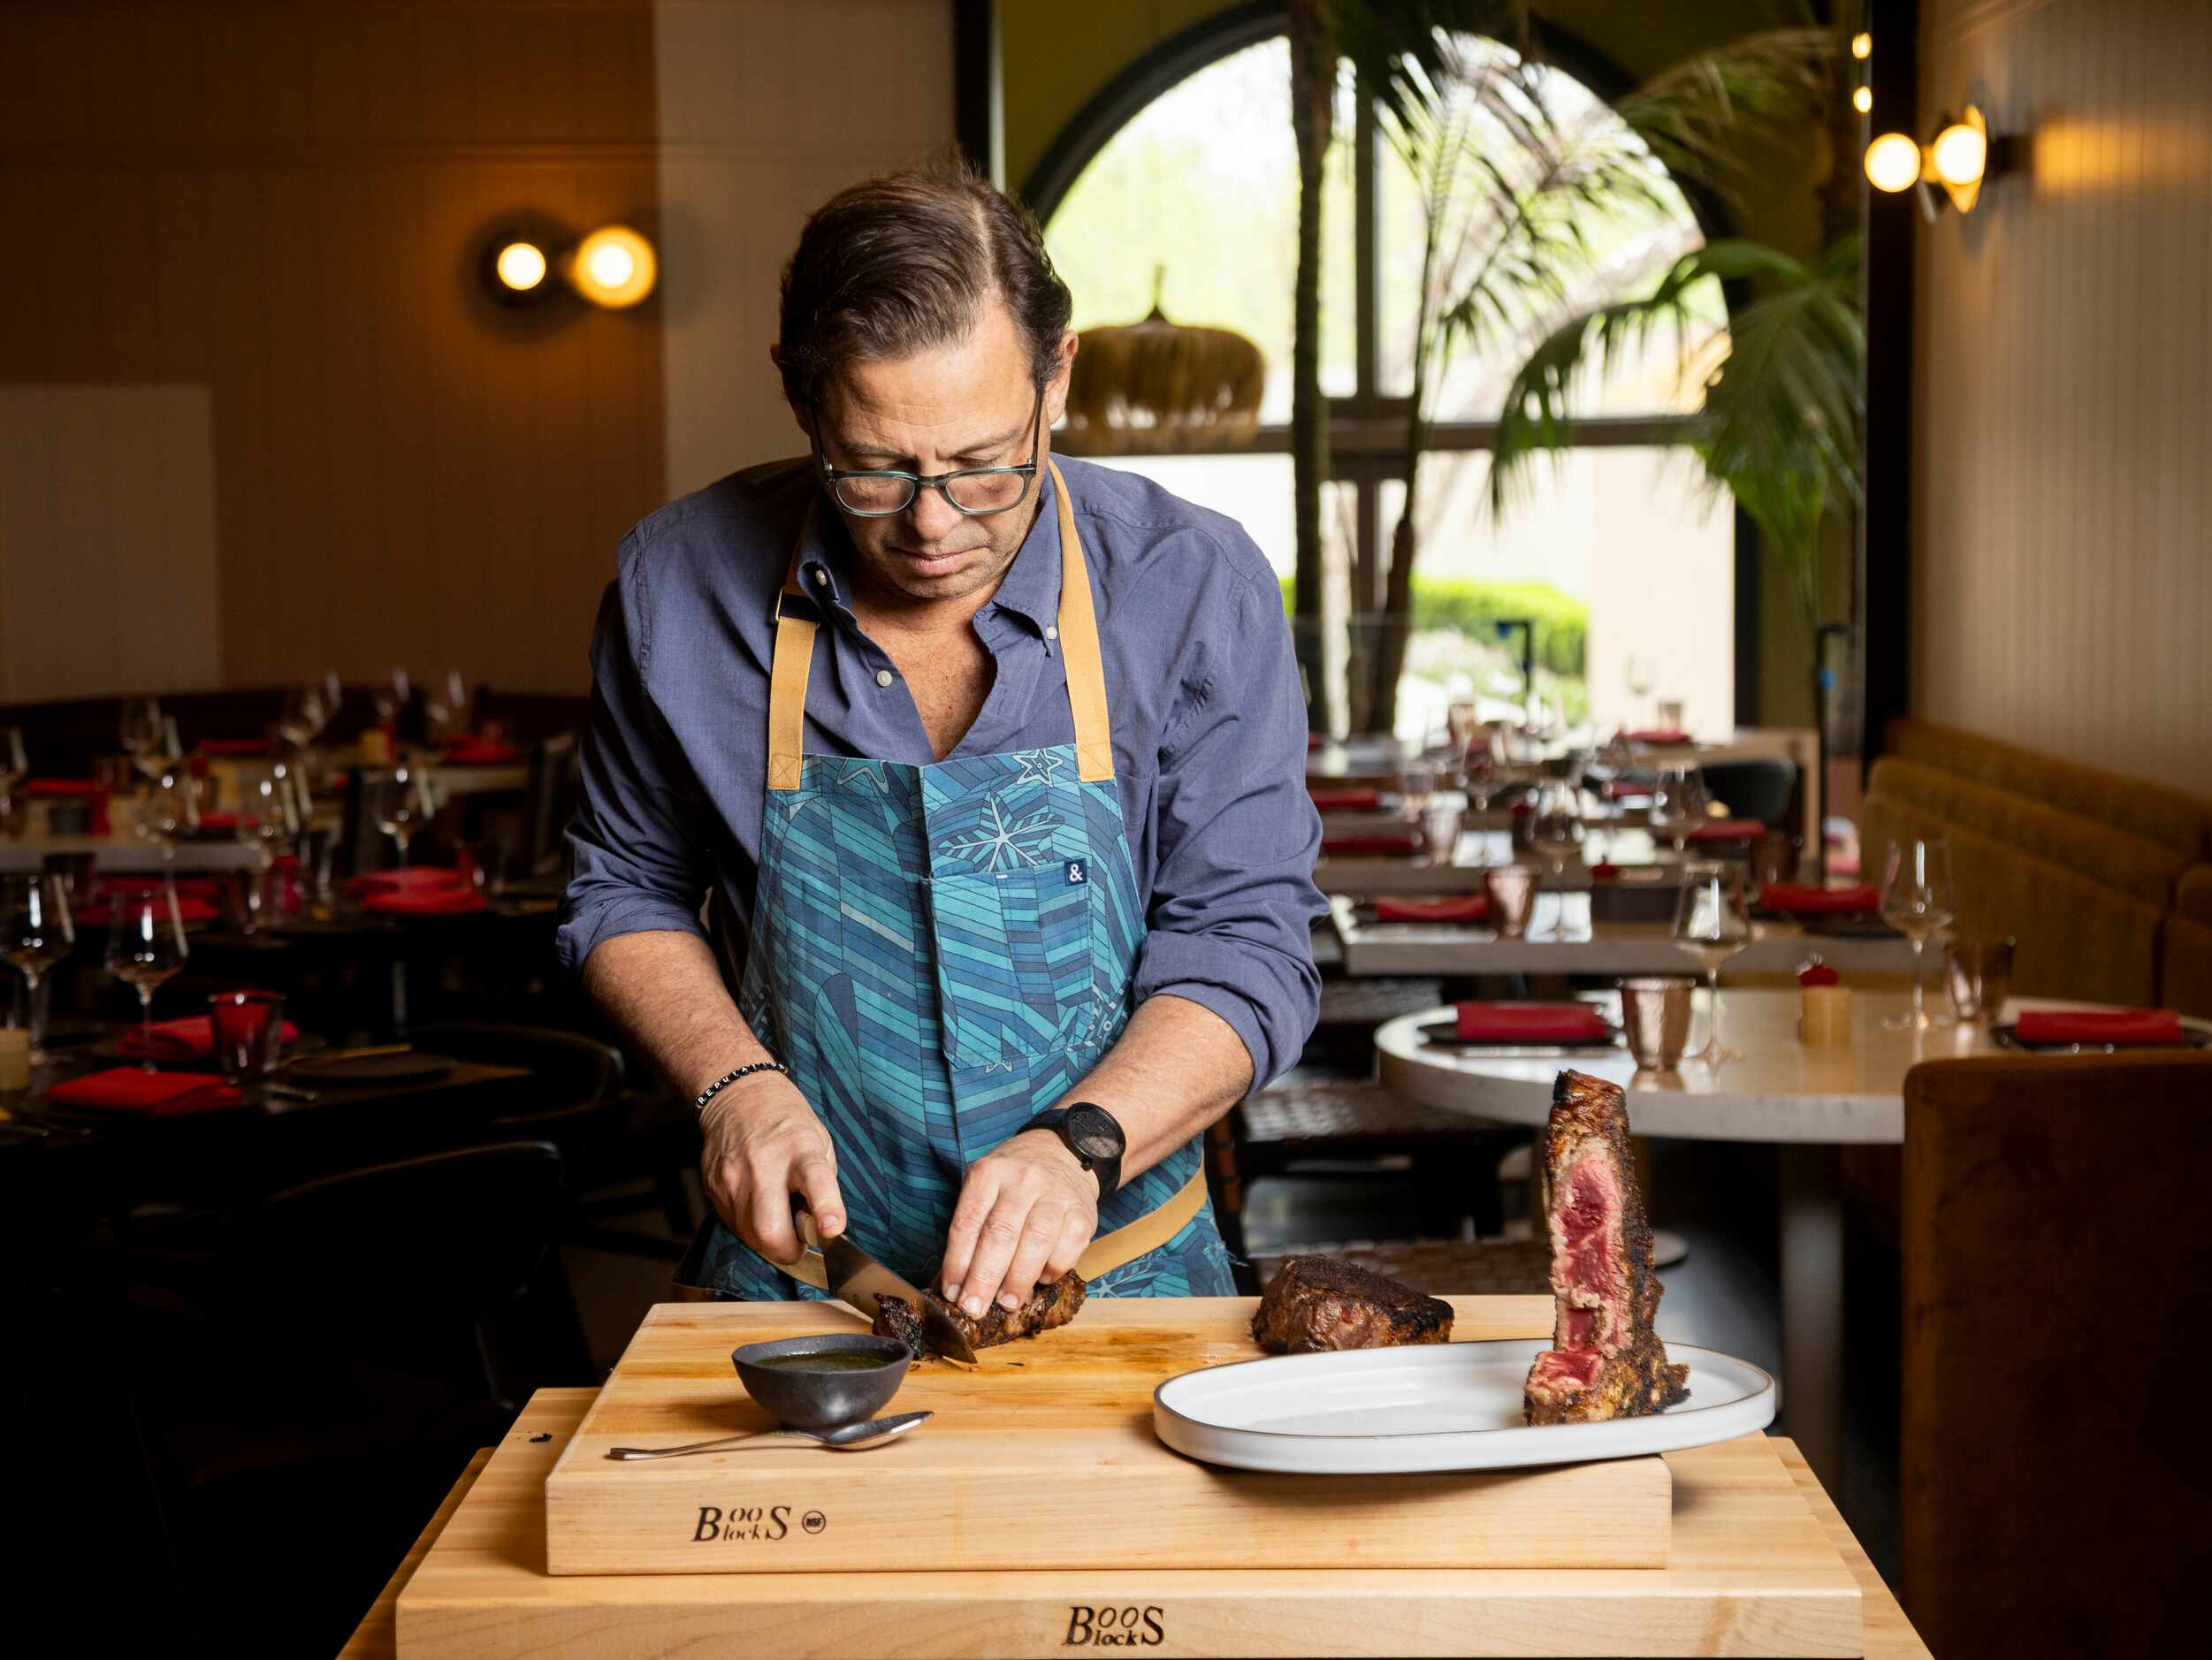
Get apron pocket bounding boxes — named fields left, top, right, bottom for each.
left=927, top=864, right=1106, bottom=1070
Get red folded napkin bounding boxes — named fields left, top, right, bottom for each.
left=346, top=865, right=464, bottom=897
left=47, top=1067, right=244, bottom=1116
left=1319, top=834, right=1423, bottom=857
left=1602, top=780, right=1653, bottom=802
left=442, top=736, right=520, bottom=765
left=1590, top=861, right=1621, bottom=881
left=1308, top=787, right=1382, bottom=812
left=1376, top=895, right=1488, bottom=924
left=77, top=896, right=220, bottom=926
left=362, top=886, right=491, bottom=917
left=1760, top=883, right=1880, bottom=915
left=1624, top=729, right=1693, bottom=746
left=118, top=1015, right=301, bottom=1062
left=24, top=778, right=103, bottom=796
left=1686, top=819, right=1765, bottom=842
left=2014, top=1009, right=2186, bottom=1047
left=1453, top=1001, right=1611, bottom=1042
left=195, top=811, right=240, bottom=832
left=1306, top=732, right=1325, bottom=750
left=195, top=738, right=269, bottom=757
left=1798, top=962, right=1841, bottom=987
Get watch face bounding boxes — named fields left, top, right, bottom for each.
left=1064, top=1102, right=1124, bottom=1160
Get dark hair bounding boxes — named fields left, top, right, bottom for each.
left=776, top=161, right=1073, bottom=409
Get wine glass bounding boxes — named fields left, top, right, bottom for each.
left=103, top=885, right=188, bottom=1070
left=135, top=764, right=202, bottom=860
left=118, top=697, right=165, bottom=778
left=1673, top=861, right=1751, bottom=1060
left=1623, top=653, right=1657, bottom=728
left=1647, top=763, right=1708, bottom=853
left=366, top=762, right=436, bottom=866
left=2, top=873, right=74, bottom=1066
left=1530, top=778, right=1584, bottom=940
left=371, top=667, right=412, bottom=728
left=1880, top=838, right=1958, bottom=1031
left=1396, top=763, right=1436, bottom=821
left=276, top=687, right=326, bottom=751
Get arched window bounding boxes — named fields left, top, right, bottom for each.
left=1037, top=25, right=1736, bottom=739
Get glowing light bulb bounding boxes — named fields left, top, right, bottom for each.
left=586, top=242, right=635, bottom=289
left=1853, top=86, right=1873, bottom=115
left=1864, top=132, right=1923, bottom=194
left=1851, top=32, right=1872, bottom=60
left=568, top=225, right=658, bottom=308
left=494, top=241, right=546, bottom=291
left=1930, top=121, right=1987, bottom=186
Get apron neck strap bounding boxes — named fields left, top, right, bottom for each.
left=766, top=459, right=1114, bottom=793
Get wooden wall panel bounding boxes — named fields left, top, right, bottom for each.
left=1913, top=0, right=2212, bottom=792
left=0, top=1, right=668, bottom=697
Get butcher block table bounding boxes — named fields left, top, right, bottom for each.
left=369, top=1297, right=1919, bottom=1658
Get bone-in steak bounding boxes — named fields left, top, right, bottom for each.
left=1251, top=1255, right=1454, bottom=1352
left=1522, top=1070, right=1690, bottom=1424
left=872, top=1272, right=1087, bottom=1360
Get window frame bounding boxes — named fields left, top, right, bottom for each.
left=1021, top=4, right=1763, bottom=723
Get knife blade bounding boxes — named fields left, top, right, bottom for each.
left=795, top=1203, right=978, bottom=1363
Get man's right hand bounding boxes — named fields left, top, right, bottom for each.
left=698, top=1070, right=847, bottom=1268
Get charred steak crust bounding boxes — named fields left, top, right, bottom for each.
left=1523, top=1069, right=1689, bottom=1425
left=1251, top=1255, right=1455, bottom=1353
left=869, top=1272, right=1087, bottom=1359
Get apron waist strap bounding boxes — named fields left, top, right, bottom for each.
left=1074, top=1163, right=1209, bottom=1281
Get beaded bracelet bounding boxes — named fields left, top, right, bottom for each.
left=694, top=1061, right=789, bottom=1112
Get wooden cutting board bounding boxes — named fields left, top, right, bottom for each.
left=400, top=1388, right=1867, bottom=1657
left=545, top=1297, right=1667, bottom=1576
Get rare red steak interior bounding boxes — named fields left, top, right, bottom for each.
left=1523, top=1070, right=1690, bottom=1425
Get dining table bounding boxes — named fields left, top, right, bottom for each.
left=1373, top=989, right=2212, bottom=1495
left=1330, top=892, right=1919, bottom=978
left=0, top=831, right=265, bottom=875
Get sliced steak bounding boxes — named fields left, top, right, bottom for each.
left=870, top=1272, right=1087, bottom=1359
left=1522, top=1069, right=1689, bottom=1424
left=1251, top=1255, right=1454, bottom=1353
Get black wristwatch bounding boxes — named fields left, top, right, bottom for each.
left=1022, top=1102, right=1125, bottom=1205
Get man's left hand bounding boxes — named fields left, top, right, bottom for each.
left=939, top=1130, right=1097, bottom=1320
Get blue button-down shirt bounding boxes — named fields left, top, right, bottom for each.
left=558, top=454, right=1324, bottom=1093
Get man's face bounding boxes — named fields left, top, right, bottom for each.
left=802, top=301, right=1072, bottom=608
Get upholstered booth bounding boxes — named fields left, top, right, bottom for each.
left=1859, top=719, right=2212, bottom=1007
left=1902, top=1052, right=2212, bottom=1660
left=2161, top=866, right=2212, bottom=1017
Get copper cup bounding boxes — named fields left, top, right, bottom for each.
left=1944, top=937, right=2015, bottom=1024
left=1620, top=976, right=1696, bottom=1070
left=1483, top=864, right=1540, bottom=940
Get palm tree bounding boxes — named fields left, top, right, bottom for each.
left=1286, top=2, right=1836, bottom=733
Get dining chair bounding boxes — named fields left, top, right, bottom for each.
left=1698, top=757, right=1798, bottom=830
left=1901, top=1050, right=2212, bottom=1659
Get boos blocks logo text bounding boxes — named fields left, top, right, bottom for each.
left=1064, top=1606, right=1166, bottom=1647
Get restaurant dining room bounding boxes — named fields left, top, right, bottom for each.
left=4, top=0, right=2208, bottom=1655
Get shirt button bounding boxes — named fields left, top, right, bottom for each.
left=1045, top=625, right=1058, bottom=640
left=875, top=669, right=894, bottom=688
left=811, top=568, right=828, bottom=587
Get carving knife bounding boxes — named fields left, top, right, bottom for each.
left=792, top=1202, right=978, bottom=1363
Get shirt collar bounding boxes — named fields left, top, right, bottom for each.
left=786, top=465, right=1064, bottom=635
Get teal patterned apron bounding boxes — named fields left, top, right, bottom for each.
left=683, top=461, right=1233, bottom=1301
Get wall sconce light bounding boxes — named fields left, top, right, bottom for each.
left=480, top=223, right=658, bottom=311
left=1850, top=32, right=1872, bottom=61
left=1865, top=104, right=2013, bottom=218
left=567, top=225, right=659, bottom=309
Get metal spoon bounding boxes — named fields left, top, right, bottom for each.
left=604, top=1410, right=931, bottom=1461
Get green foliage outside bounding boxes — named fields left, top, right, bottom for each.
left=1276, top=575, right=1588, bottom=676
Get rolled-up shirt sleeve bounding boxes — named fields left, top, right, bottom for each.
left=556, top=550, right=717, bottom=976
left=1131, top=570, right=1325, bottom=1093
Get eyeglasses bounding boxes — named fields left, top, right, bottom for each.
left=814, top=387, right=1045, bottom=519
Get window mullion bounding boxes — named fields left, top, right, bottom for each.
left=1353, top=74, right=1379, bottom=413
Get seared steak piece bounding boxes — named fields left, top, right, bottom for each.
left=1251, top=1255, right=1454, bottom=1353
left=870, top=1272, right=1087, bottom=1359
left=1522, top=1070, right=1689, bottom=1424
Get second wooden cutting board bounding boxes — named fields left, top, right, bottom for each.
left=545, top=1296, right=1672, bottom=1576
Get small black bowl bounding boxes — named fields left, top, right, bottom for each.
left=731, top=1333, right=911, bottom=1432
